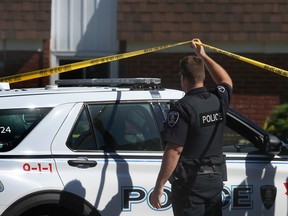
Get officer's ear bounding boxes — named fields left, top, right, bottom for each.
left=181, top=68, right=193, bottom=84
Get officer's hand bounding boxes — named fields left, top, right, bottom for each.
left=150, top=186, right=163, bottom=209
left=190, top=38, right=206, bottom=57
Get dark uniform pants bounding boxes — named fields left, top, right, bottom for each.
left=171, top=173, right=223, bottom=216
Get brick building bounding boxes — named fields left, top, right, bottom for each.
left=0, top=0, right=288, bottom=126
left=0, top=0, right=51, bottom=87
left=118, top=0, right=288, bottom=126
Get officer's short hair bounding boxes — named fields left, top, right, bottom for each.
left=179, top=55, right=205, bottom=84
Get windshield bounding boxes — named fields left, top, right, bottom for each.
left=0, top=108, right=51, bottom=152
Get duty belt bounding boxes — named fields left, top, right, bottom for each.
left=168, top=163, right=223, bottom=184
left=198, top=165, right=222, bottom=175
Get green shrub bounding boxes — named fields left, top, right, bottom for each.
left=264, top=103, right=288, bottom=141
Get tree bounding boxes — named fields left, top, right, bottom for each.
left=264, top=103, right=288, bottom=141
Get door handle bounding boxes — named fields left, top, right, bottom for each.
left=68, top=157, right=97, bottom=168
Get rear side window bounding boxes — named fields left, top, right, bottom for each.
left=90, top=103, right=162, bottom=151
left=0, top=108, right=51, bottom=152
left=67, top=103, right=163, bottom=151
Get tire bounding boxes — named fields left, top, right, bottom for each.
left=2, top=190, right=101, bottom=216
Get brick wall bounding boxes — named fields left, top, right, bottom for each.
left=0, top=0, right=51, bottom=39
left=119, top=52, right=288, bottom=126
left=231, top=95, right=280, bottom=126
left=118, top=0, right=288, bottom=42
left=5, top=40, right=50, bottom=88
left=0, top=0, right=51, bottom=88
left=0, top=0, right=286, bottom=128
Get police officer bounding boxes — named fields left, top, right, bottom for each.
left=150, top=38, right=233, bottom=216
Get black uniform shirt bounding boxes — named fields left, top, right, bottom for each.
left=163, top=83, right=232, bottom=161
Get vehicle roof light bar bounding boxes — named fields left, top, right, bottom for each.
left=0, top=82, right=10, bottom=90
left=55, top=78, right=162, bottom=89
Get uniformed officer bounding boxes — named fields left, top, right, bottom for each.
left=150, top=38, right=233, bottom=216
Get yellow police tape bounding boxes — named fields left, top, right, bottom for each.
left=0, top=40, right=287, bottom=84
left=0, top=41, right=190, bottom=83
left=195, top=41, right=288, bottom=78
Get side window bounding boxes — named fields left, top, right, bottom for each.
left=0, top=108, right=51, bottom=152
left=223, top=126, right=259, bottom=153
left=88, top=103, right=163, bottom=151
left=66, top=108, right=97, bottom=151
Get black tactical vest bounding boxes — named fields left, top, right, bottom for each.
left=179, top=91, right=226, bottom=165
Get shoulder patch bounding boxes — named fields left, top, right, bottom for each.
left=217, top=85, right=225, bottom=93
left=167, top=111, right=179, bottom=127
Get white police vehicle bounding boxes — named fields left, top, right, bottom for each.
left=0, top=78, right=287, bottom=216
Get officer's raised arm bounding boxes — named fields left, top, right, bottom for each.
left=191, top=38, right=233, bottom=88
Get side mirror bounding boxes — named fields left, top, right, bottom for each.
left=280, top=132, right=288, bottom=152
left=265, top=133, right=282, bottom=155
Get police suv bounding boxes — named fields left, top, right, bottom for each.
left=0, top=78, right=287, bottom=216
